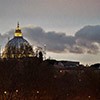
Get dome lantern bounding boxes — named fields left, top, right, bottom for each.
left=14, top=22, right=23, bottom=37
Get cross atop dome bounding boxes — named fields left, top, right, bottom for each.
left=14, top=22, right=23, bottom=37
left=17, top=22, right=19, bottom=28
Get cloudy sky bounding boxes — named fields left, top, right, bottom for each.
left=0, top=0, right=100, bottom=65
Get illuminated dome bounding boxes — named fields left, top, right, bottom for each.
left=2, top=23, right=34, bottom=58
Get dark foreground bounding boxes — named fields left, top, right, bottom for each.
left=0, top=58, right=100, bottom=100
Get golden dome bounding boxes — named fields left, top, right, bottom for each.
left=2, top=23, right=34, bottom=58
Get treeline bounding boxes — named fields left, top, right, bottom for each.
left=0, top=57, right=54, bottom=100
left=0, top=58, right=100, bottom=100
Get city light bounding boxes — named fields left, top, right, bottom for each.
left=16, top=90, right=18, bottom=93
left=37, top=91, right=39, bottom=94
left=4, top=91, right=7, bottom=94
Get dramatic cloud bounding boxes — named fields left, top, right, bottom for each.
left=76, top=25, right=100, bottom=42
left=0, top=25, right=100, bottom=54
left=75, top=25, right=100, bottom=54
left=22, top=27, right=76, bottom=53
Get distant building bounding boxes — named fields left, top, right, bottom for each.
left=46, top=59, right=79, bottom=68
left=54, top=60, right=79, bottom=68
left=2, top=23, right=34, bottom=58
left=46, top=59, right=80, bottom=78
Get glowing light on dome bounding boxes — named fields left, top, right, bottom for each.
left=14, top=22, right=23, bottom=37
